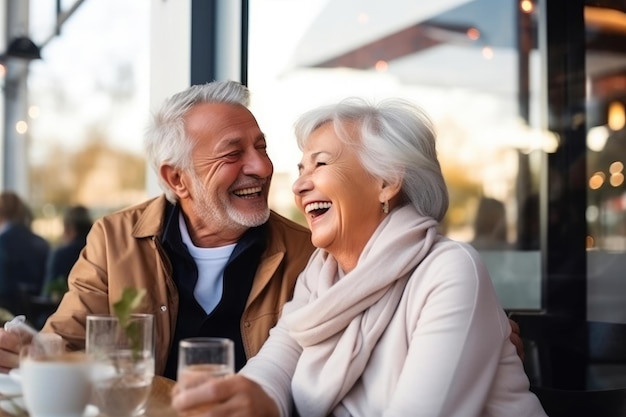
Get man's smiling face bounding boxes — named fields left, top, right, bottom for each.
left=184, top=102, right=273, bottom=242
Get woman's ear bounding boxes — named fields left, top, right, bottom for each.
left=160, top=164, right=191, bottom=199
left=379, top=176, right=403, bottom=204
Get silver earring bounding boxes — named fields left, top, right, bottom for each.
left=382, top=200, right=389, bottom=214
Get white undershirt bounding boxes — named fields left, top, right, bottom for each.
left=179, top=213, right=236, bottom=314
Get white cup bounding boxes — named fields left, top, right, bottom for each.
left=20, top=348, right=92, bottom=417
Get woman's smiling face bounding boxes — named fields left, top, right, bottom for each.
left=293, top=121, right=387, bottom=271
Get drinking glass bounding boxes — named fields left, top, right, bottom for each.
left=177, top=337, right=234, bottom=390
left=86, top=313, right=155, bottom=417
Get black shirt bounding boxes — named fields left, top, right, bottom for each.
left=160, top=204, right=267, bottom=380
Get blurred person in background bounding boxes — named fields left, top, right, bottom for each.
left=0, top=191, right=50, bottom=316
left=471, top=197, right=510, bottom=251
left=41, top=205, right=93, bottom=301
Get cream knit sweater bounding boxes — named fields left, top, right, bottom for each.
left=241, top=205, right=547, bottom=417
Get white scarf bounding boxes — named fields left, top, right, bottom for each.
left=281, top=205, right=440, bottom=417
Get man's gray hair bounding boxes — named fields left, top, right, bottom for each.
left=144, top=80, right=250, bottom=203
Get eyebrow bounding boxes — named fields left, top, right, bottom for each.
left=214, top=137, right=242, bottom=152
left=214, top=133, right=266, bottom=152
left=297, top=151, right=329, bottom=171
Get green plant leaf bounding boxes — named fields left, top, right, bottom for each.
left=112, top=288, right=146, bottom=329
left=112, top=288, right=147, bottom=360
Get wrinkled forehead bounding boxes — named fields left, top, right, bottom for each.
left=185, top=102, right=262, bottom=144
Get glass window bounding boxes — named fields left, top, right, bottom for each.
left=248, top=0, right=544, bottom=310
left=18, top=0, right=150, bottom=240
left=585, top=2, right=626, bottom=322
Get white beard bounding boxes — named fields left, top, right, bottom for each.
left=190, top=174, right=270, bottom=231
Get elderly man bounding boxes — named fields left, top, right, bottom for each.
left=0, top=80, right=314, bottom=379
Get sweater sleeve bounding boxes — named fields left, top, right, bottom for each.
left=239, top=321, right=302, bottom=417
left=384, top=242, right=511, bottom=417
left=238, top=269, right=311, bottom=417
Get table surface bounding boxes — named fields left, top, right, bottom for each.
left=0, top=375, right=177, bottom=417
left=142, top=376, right=177, bottom=417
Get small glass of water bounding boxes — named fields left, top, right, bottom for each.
left=86, top=313, right=155, bottom=417
left=177, top=337, right=234, bottom=390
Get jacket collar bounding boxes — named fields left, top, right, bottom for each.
left=247, top=211, right=290, bottom=303
left=134, top=195, right=287, bottom=255
left=130, top=195, right=291, bottom=301
left=132, top=195, right=170, bottom=239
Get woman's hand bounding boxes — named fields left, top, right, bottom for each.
left=171, top=374, right=280, bottom=417
left=509, top=318, right=524, bottom=361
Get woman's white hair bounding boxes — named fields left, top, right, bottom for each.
left=294, top=97, right=449, bottom=221
left=144, top=80, right=250, bottom=203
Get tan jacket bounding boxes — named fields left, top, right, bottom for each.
left=43, top=195, right=314, bottom=375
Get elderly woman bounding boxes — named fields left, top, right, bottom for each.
left=171, top=98, right=546, bottom=417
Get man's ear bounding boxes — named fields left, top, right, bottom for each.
left=160, top=164, right=191, bottom=199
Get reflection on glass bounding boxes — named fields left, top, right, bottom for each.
left=584, top=2, right=626, bottom=322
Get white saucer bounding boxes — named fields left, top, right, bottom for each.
left=0, top=374, right=20, bottom=395
left=0, top=374, right=25, bottom=415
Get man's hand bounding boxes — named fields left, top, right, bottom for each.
left=172, top=374, right=280, bottom=417
left=0, top=328, right=30, bottom=373
left=509, top=318, right=524, bottom=361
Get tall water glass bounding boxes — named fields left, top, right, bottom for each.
left=86, top=313, right=155, bottom=417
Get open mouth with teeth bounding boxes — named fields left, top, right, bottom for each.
left=305, top=201, right=332, bottom=218
left=233, top=186, right=263, bottom=199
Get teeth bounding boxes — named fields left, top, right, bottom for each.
left=305, top=202, right=332, bottom=213
left=234, top=186, right=262, bottom=196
